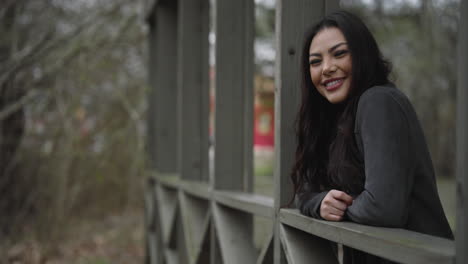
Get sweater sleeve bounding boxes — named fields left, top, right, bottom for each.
left=346, top=88, right=415, bottom=227
left=295, top=182, right=328, bottom=219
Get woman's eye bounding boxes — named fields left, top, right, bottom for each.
left=309, top=59, right=321, bottom=66
left=334, top=50, right=348, bottom=57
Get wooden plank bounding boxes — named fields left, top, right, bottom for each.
left=154, top=172, right=181, bottom=190
left=243, top=0, right=255, bottom=194
left=145, top=180, right=156, bottom=231
left=213, top=190, right=274, bottom=218
left=180, top=181, right=211, bottom=200
left=154, top=172, right=211, bottom=200
left=280, top=209, right=455, bottom=264
left=164, top=249, right=179, bottom=264
left=273, top=1, right=326, bottom=263
left=177, top=0, right=210, bottom=182
left=152, top=0, right=179, bottom=173
left=457, top=0, right=468, bottom=263
left=177, top=211, right=189, bottom=264
left=256, top=233, right=274, bottom=264
left=280, top=224, right=338, bottom=264
left=146, top=177, right=164, bottom=264
left=155, top=184, right=178, bottom=247
left=195, top=217, right=211, bottom=264
left=179, top=192, right=210, bottom=263
left=147, top=232, right=160, bottom=264
left=193, top=211, right=211, bottom=264
left=213, top=203, right=258, bottom=264
left=210, top=222, right=224, bottom=264
left=213, top=0, right=254, bottom=191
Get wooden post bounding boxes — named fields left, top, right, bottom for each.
left=212, top=0, right=254, bottom=263
left=456, top=0, right=468, bottom=263
left=273, top=1, right=337, bottom=263
left=213, top=0, right=254, bottom=191
left=150, top=0, right=179, bottom=173
left=177, top=0, right=209, bottom=182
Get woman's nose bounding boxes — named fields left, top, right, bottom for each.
left=322, top=59, right=337, bottom=76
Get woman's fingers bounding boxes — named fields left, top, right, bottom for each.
left=320, top=190, right=354, bottom=221
left=331, top=190, right=354, bottom=205
left=325, top=205, right=345, bottom=216
left=325, top=214, right=343, bottom=221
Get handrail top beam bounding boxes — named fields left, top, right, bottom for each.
left=280, top=209, right=455, bottom=264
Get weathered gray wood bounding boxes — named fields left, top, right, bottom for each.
left=178, top=192, right=210, bottom=263
left=145, top=178, right=156, bottom=231
left=210, top=222, right=224, bottom=264
left=256, top=233, right=274, bottom=264
left=213, top=0, right=254, bottom=191
left=213, top=190, right=274, bottom=218
left=243, top=0, right=255, bottom=194
left=155, top=172, right=211, bottom=200
left=147, top=232, right=160, bottom=264
left=273, top=1, right=326, bottom=263
left=152, top=0, right=179, bottom=173
left=213, top=203, right=258, bottom=264
left=457, top=0, right=468, bottom=263
left=154, top=172, right=181, bottom=190
left=146, top=177, right=165, bottom=264
left=280, top=224, right=338, bottom=264
left=280, top=209, right=455, bottom=264
left=164, top=249, right=179, bottom=264
left=195, top=219, right=211, bottom=264
left=177, top=0, right=210, bottom=182
left=177, top=211, right=189, bottom=264
left=155, top=184, right=178, bottom=247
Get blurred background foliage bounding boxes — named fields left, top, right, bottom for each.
left=0, top=0, right=460, bottom=261
left=0, top=0, right=148, bottom=259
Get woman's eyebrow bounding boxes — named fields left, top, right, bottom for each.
left=329, top=42, right=347, bottom=52
left=309, top=42, right=348, bottom=57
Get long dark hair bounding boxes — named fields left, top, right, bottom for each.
left=291, top=11, right=392, bottom=200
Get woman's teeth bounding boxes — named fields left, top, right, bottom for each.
left=326, top=79, right=342, bottom=87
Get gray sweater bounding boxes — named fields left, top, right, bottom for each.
left=296, top=84, right=453, bottom=263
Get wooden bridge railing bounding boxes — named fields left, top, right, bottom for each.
left=144, top=0, right=467, bottom=263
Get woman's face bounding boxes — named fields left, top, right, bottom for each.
left=309, top=27, right=352, bottom=104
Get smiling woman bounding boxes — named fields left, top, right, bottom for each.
left=291, top=10, right=453, bottom=264
left=308, top=27, right=352, bottom=104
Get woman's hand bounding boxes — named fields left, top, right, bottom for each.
left=320, top=190, right=353, bottom=221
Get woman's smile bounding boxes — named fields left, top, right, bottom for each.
left=322, top=77, right=345, bottom=91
